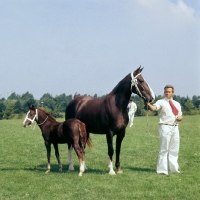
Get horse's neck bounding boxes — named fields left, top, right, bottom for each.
left=110, top=74, right=132, bottom=108
left=37, top=111, right=48, bottom=125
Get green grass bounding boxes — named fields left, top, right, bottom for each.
left=0, top=116, right=200, bottom=200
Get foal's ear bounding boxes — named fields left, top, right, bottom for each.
left=29, top=105, right=35, bottom=110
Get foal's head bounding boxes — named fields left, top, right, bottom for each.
left=23, top=105, right=38, bottom=127
left=131, top=66, right=155, bottom=103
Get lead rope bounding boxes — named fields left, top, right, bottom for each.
left=146, top=105, right=152, bottom=137
left=30, top=122, right=36, bottom=130
left=145, top=105, right=160, bottom=138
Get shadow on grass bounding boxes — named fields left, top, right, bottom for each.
left=0, top=164, right=155, bottom=174
left=124, top=166, right=155, bottom=173
left=0, top=164, right=108, bottom=175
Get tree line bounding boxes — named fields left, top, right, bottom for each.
left=0, top=92, right=199, bottom=120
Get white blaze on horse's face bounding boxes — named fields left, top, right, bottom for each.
left=23, top=109, right=38, bottom=127
left=131, top=72, right=155, bottom=103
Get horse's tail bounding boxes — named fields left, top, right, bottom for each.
left=78, top=121, right=92, bottom=148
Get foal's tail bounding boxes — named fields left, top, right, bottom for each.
left=78, top=121, right=92, bottom=148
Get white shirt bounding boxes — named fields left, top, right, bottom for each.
left=154, top=97, right=182, bottom=125
left=127, top=102, right=137, bottom=112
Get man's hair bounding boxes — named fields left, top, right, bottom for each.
left=164, top=84, right=174, bottom=92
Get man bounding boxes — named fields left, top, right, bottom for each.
left=127, top=98, right=137, bottom=127
left=146, top=85, right=182, bottom=175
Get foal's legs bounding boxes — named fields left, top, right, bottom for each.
left=45, top=142, right=51, bottom=173
left=115, top=129, right=125, bottom=174
left=53, top=143, right=62, bottom=172
left=73, top=143, right=85, bottom=176
left=68, top=145, right=74, bottom=170
left=106, top=132, right=115, bottom=175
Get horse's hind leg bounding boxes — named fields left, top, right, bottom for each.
left=68, top=145, right=74, bottom=171
left=73, top=143, right=85, bottom=176
left=53, top=143, right=62, bottom=172
left=45, top=142, right=51, bottom=173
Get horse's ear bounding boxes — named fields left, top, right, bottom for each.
left=134, top=66, right=143, bottom=76
left=29, top=105, right=35, bottom=110
left=139, top=65, right=144, bottom=72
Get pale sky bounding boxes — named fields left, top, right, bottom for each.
left=0, top=0, right=199, bottom=99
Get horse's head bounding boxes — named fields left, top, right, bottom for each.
left=23, top=105, right=37, bottom=127
left=131, top=66, right=155, bottom=103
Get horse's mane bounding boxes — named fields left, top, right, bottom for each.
left=38, top=107, right=56, bottom=121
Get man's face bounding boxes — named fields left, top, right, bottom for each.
left=164, top=88, right=174, bottom=99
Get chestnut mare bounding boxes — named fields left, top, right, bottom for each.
left=65, top=66, right=155, bottom=175
left=23, top=105, right=92, bottom=176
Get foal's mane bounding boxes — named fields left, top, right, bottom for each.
left=37, top=107, right=56, bottom=121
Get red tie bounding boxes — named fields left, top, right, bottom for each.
left=169, top=100, right=178, bottom=116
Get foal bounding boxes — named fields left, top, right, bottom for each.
left=23, top=105, right=92, bottom=176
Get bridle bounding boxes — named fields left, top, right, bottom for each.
left=130, top=72, right=146, bottom=99
left=130, top=72, right=155, bottom=101
left=23, top=109, right=48, bottom=128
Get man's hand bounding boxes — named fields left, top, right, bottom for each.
left=146, top=102, right=157, bottom=111
left=176, top=116, right=182, bottom=122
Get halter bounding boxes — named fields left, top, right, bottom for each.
left=130, top=72, right=146, bottom=99
left=23, top=109, right=38, bottom=125
left=130, top=72, right=155, bottom=101
left=23, top=109, right=48, bottom=127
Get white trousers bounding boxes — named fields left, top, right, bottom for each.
left=157, top=124, right=180, bottom=175
left=128, top=112, right=135, bottom=125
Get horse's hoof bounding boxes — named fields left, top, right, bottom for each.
left=109, top=170, right=116, bottom=175
left=68, top=166, right=75, bottom=171
left=117, top=169, right=123, bottom=174
left=45, top=170, right=50, bottom=174
left=78, top=172, right=83, bottom=177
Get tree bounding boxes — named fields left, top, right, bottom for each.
left=0, top=101, right=6, bottom=119
left=54, top=93, right=72, bottom=112
left=3, top=101, right=15, bottom=119
left=192, top=95, right=200, bottom=109
left=8, top=92, right=20, bottom=100
left=14, top=100, right=22, bottom=114
left=40, top=93, right=56, bottom=112
left=184, top=100, right=196, bottom=115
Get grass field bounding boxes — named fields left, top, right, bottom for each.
left=0, top=115, right=200, bottom=200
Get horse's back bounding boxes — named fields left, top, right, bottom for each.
left=65, top=96, right=102, bottom=119
left=65, top=96, right=106, bottom=133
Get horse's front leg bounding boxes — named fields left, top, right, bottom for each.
left=106, top=132, right=115, bottom=175
left=45, top=141, right=51, bottom=173
left=68, top=145, right=74, bottom=171
left=115, top=129, right=125, bottom=174
left=53, top=143, right=62, bottom=172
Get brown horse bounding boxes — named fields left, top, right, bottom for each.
left=65, top=66, right=155, bottom=175
left=23, top=105, right=92, bottom=176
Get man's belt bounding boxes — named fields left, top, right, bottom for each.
left=163, top=124, right=177, bottom=126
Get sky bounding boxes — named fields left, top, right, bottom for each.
left=0, top=0, right=199, bottom=99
